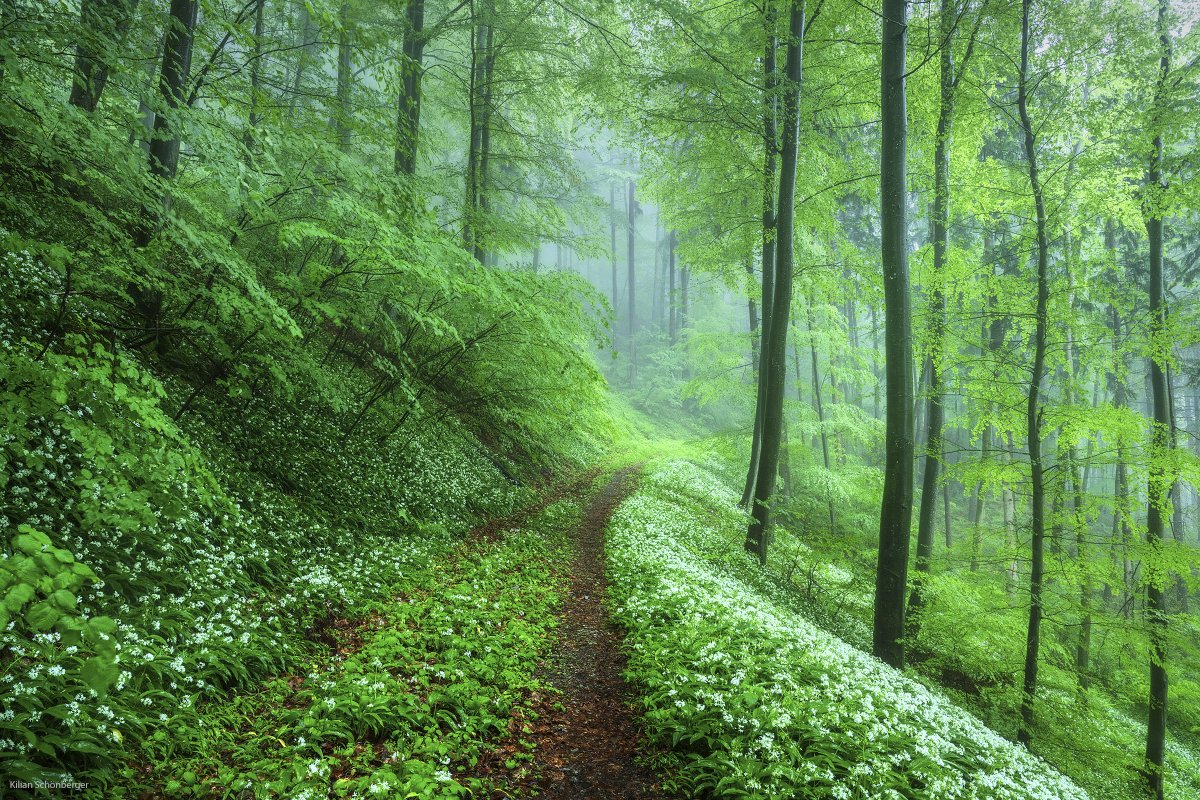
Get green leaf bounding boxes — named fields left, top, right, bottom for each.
left=49, top=589, right=76, bottom=610
left=26, top=600, right=59, bottom=631
left=79, top=656, right=119, bottom=696
left=3, top=583, right=34, bottom=613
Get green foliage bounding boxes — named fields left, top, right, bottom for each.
left=607, top=460, right=1090, bottom=800
left=133, top=500, right=579, bottom=798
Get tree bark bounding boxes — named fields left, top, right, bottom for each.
left=1143, top=4, right=1171, bottom=793
left=69, top=0, right=137, bottom=112
left=334, top=4, right=352, bottom=151
left=289, top=0, right=320, bottom=117
left=746, top=252, right=760, bottom=372
left=1016, top=0, right=1051, bottom=746
left=610, top=184, right=619, bottom=315
left=627, top=180, right=639, bottom=379
left=872, top=0, right=914, bottom=668
left=802, top=304, right=835, bottom=534
left=911, top=0, right=958, bottom=619
left=127, top=0, right=198, bottom=347
left=743, top=1, right=779, bottom=511
left=243, top=0, right=265, bottom=153
left=746, top=0, right=802, bottom=564
left=474, top=18, right=495, bottom=264
left=668, top=230, right=678, bottom=345
left=395, top=0, right=426, bottom=175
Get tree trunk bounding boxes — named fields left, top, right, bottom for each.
left=334, top=4, right=352, bottom=151
left=1016, top=0, right=1051, bottom=746
left=464, top=6, right=487, bottom=253
left=243, top=0, right=265, bottom=153
left=289, top=1, right=320, bottom=117
left=610, top=184, right=619, bottom=315
left=681, top=263, right=691, bottom=380
left=128, top=0, right=198, bottom=346
left=69, top=0, right=136, bottom=111
left=1143, top=4, right=1171, bottom=793
left=627, top=180, right=639, bottom=380
left=746, top=252, right=760, bottom=373
left=742, top=2, right=779, bottom=511
left=872, top=0, right=914, bottom=669
left=803, top=305, right=836, bottom=534
left=653, top=222, right=663, bottom=328
left=668, top=230, right=677, bottom=345
left=395, top=0, right=426, bottom=175
left=474, top=18, right=495, bottom=264
left=911, top=0, right=957, bottom=620
left=745, top=0, right=801, bottom=564
left=146, top=0, right=198, bottom=187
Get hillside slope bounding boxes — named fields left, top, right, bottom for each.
left=0, top=236, right=624, bottom=793
left=605, top=460, right=1093, bottom=800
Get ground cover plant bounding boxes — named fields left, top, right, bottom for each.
left=135, top=499, right=581, bottom=799
left=606, top=459, right=1094, bottom=800
left=0, top=241, right=607, bottom=791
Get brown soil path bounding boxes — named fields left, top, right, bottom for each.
left=516, top=466, right=673, bottom=799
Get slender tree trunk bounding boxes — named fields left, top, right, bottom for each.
left=943, top=468, right=952, bottom=549
left=844, top=262, right=859, bottom=409
left=610, top=184, right=619, bottom=315
left=627, top=180, right=639, bottom=380
left=911, top=0, right=959, bottom=620
left=289, top=1, right=320, bottom=117
left=334, top=4, right=352, bottom=150
left=872, top=0, right=914, bottom=668
left=130, top=32, right=161, bottom=154
left=745, top=0, right=801, bottom=563
left=803, top=305, right=836, bottom=534
left=474, top=18, right=495, bottom=264
left=464, top=7, right=486, bottom=252
left=747, top=252, right=760, bottom=372
left=243, top=0, right=265, bottom=153
left=1143, top=4, right=1171, bottom=792
left=743, top=2, right=779, bottom=510
left=146, top=0, right=198, bottom=187
left=681, top=263, right=691, bottom=380
left=653, top=222, right=663, bottom=328
left=1016, top=0, right=1051, bottom=746
left=128, top=0, right=198, bottom=347
left=668, top=230, right=677, bottom=345
left=69, top=0, right=136, bottom=111
left=395, top=0, right=426, bottom=175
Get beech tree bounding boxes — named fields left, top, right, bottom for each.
left=746, top=0, right=804, bottom=565
left=872, top=0, right=914, bottom=669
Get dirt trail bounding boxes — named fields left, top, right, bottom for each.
left=517, top=467, right=673, bottom=799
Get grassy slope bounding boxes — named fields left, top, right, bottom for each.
left=604, top=459, right=1195, bottom=800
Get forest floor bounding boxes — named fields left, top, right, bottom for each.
left=483, top=466, right=674, bottom=799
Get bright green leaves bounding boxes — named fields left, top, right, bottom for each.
left=1, top=525, right=95, bottom=632
left=78, top=656, right=121, bottom=697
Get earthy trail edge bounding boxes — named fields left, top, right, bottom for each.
left=510, top=466, right=674, bottom=799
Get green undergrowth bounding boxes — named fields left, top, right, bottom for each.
left=606, top=459, right=1091, bottom=800
left=702, top=460, right=1200, bottom=800
left=135, top=498, right=579, bottom=799
left=0, top=236, right=626, bottom=792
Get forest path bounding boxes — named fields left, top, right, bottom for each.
left=514, top=466, right=673, bottom=799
